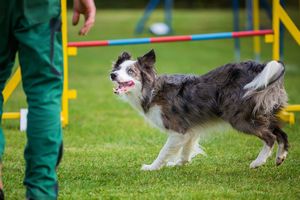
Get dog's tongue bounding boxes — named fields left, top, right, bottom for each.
left=113, top=81, right=134, bottom=94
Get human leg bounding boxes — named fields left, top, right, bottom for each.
left=16, top=15, right=63, bottom=200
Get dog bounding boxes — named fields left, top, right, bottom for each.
left=110, top=49, right=288, bottom=171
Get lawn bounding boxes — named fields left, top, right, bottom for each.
left=2, top=9, right=300, bottom=199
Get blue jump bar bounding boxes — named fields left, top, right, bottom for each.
left=109, top=38, right=151, bottom=46
left=191, top=32, right=233, bottom=40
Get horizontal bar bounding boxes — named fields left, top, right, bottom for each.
left=2, top=112, right=21, bottom=119
left=68, top=29, right=273, bottom=48
left=69, top=40, right=109, bottom=47
left=191, top=32, right=232, bottom=40
left=278, top=111, right=295, bottom=125
left=284, top=105, right=300, bottom=112
left=151, top=35, right=192, bottom=42
left=232, top=29, right=273, bottom=37
left=109, top=38, right=150, bottom=46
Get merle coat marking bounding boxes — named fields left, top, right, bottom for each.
left=110, top=50, right=288, bottom=170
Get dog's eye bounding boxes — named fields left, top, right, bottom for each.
left=128, top=69, right=134, bottom=74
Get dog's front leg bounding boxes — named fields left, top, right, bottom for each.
left=141, top=133, right=187, bottom=171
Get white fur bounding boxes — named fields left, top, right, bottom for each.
left=244, top=60, right=283, bottom=90
left=115, top=60, right=137, bottom=82
left=121, top=82, right=143, bottom=109
left=251, top=82, right=287, bottom=114
left=250, top=142, right=273, bottom=168
left=144, top=105, right=165, bottom=130
left=115, top=59, right=144, bottom=109
left=243, top=60, right=287, bottom=115
left=276, top=143, right=288, bottom=164
left=141, top=132, right=190, bottom=170
left=167, top=132, right=205, bottom=167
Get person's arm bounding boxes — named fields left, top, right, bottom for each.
left=72, top=0, right=96, bottom=35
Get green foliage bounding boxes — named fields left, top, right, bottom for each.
left=3, top=9, right=300, bottom=199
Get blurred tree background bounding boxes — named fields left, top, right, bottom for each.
left=67, top=0, right=299, bottom=9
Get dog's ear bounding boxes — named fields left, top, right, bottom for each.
left=120, top=52, right=131, bottom=60
left=138, top=49, right=156, bottom=68
left=115, top=51, right=131, bottom=67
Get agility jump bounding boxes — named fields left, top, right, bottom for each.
left=2, top=0, right=299, bottom=127
left=68, top=30, right=273, bottom=47
left=66, top=0, right=300, bottom=124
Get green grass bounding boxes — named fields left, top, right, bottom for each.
left=2, top=9, right=300, bottom=199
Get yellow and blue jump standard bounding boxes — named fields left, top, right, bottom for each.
left=243, top=0, right=285, bottom=61
left=1, top=0, right=77, bottom=127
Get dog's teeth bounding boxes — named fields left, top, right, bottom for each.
left=113, top=88, right=119, bottom=94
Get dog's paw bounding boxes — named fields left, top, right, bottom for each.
left=166, top=161, right=177, bottom=167
left=250, top=160, right=266, bottom=169
left=190, top=145, right=206, bottom=159
left=276, top=151, right=288, bottom=166
left=166, top=160, right=188, bottom=167
left=141, top=164, right=160, bottom=171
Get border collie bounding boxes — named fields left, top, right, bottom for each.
left=110, top=49, right=288, bottom=171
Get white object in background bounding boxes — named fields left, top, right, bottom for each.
left=149, top=23, right=170, bottom=35
left=20, top=108, right=28, bottom=132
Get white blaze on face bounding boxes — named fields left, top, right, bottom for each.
left=116, top=60, right=136, bottom=82
left=112, top=60, right=140, bottom=95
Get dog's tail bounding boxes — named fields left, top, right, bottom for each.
left=243, top=60, right=287, bottom=115
left=244, top=60, right=285, bottom=90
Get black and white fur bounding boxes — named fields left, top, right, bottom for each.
left=110, top=49, right=288, bottom=171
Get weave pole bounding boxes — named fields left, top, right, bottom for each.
left=68, top=29, right=273, bottom=48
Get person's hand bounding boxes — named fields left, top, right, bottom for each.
left=72, top=0, right=96, bottom=35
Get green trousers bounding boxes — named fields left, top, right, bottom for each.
left=0, top=0, right=63, bottom=199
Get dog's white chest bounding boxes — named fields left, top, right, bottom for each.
left=144, top=105, right=165, bottom=130
left=124, top=94, right=165, bottom=130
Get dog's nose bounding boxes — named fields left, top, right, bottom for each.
left=110, top=73, right=117, bottom=80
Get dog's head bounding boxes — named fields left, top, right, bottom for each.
left=110, top=49, right=157, bottom=95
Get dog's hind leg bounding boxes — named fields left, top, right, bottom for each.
left=272, top=127, right=289, bottom=166
left=250, top=130, right=276, bottom=168
left=230, top=118, right=276, bottom=168
left=141, top=132, right=189, bottom=171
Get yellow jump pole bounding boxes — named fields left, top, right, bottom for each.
left=2, top=67, right=21, bottom=104
left=272, top=0, right=280, bottom=60
left=253, top=0, right=261, bottom=61
left=272, top=0, right=300, bottom=124
left=2, top=67, right=22, bottom=120
left=61, top=0, right=69, bottom=127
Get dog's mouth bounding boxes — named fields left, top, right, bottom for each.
left=113, top=81, right=135, bottom=94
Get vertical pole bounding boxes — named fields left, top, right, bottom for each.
left=61, top=0, right=69, bottom=126
left=272, top=0, right=280, bottom=60
left=279, top=0, right=285, bottom=60
left=233, top=0, right=240, bottom=61
left=246, top=0, right=253, bottom=30
left=253, top=0, right=261, bottom=61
